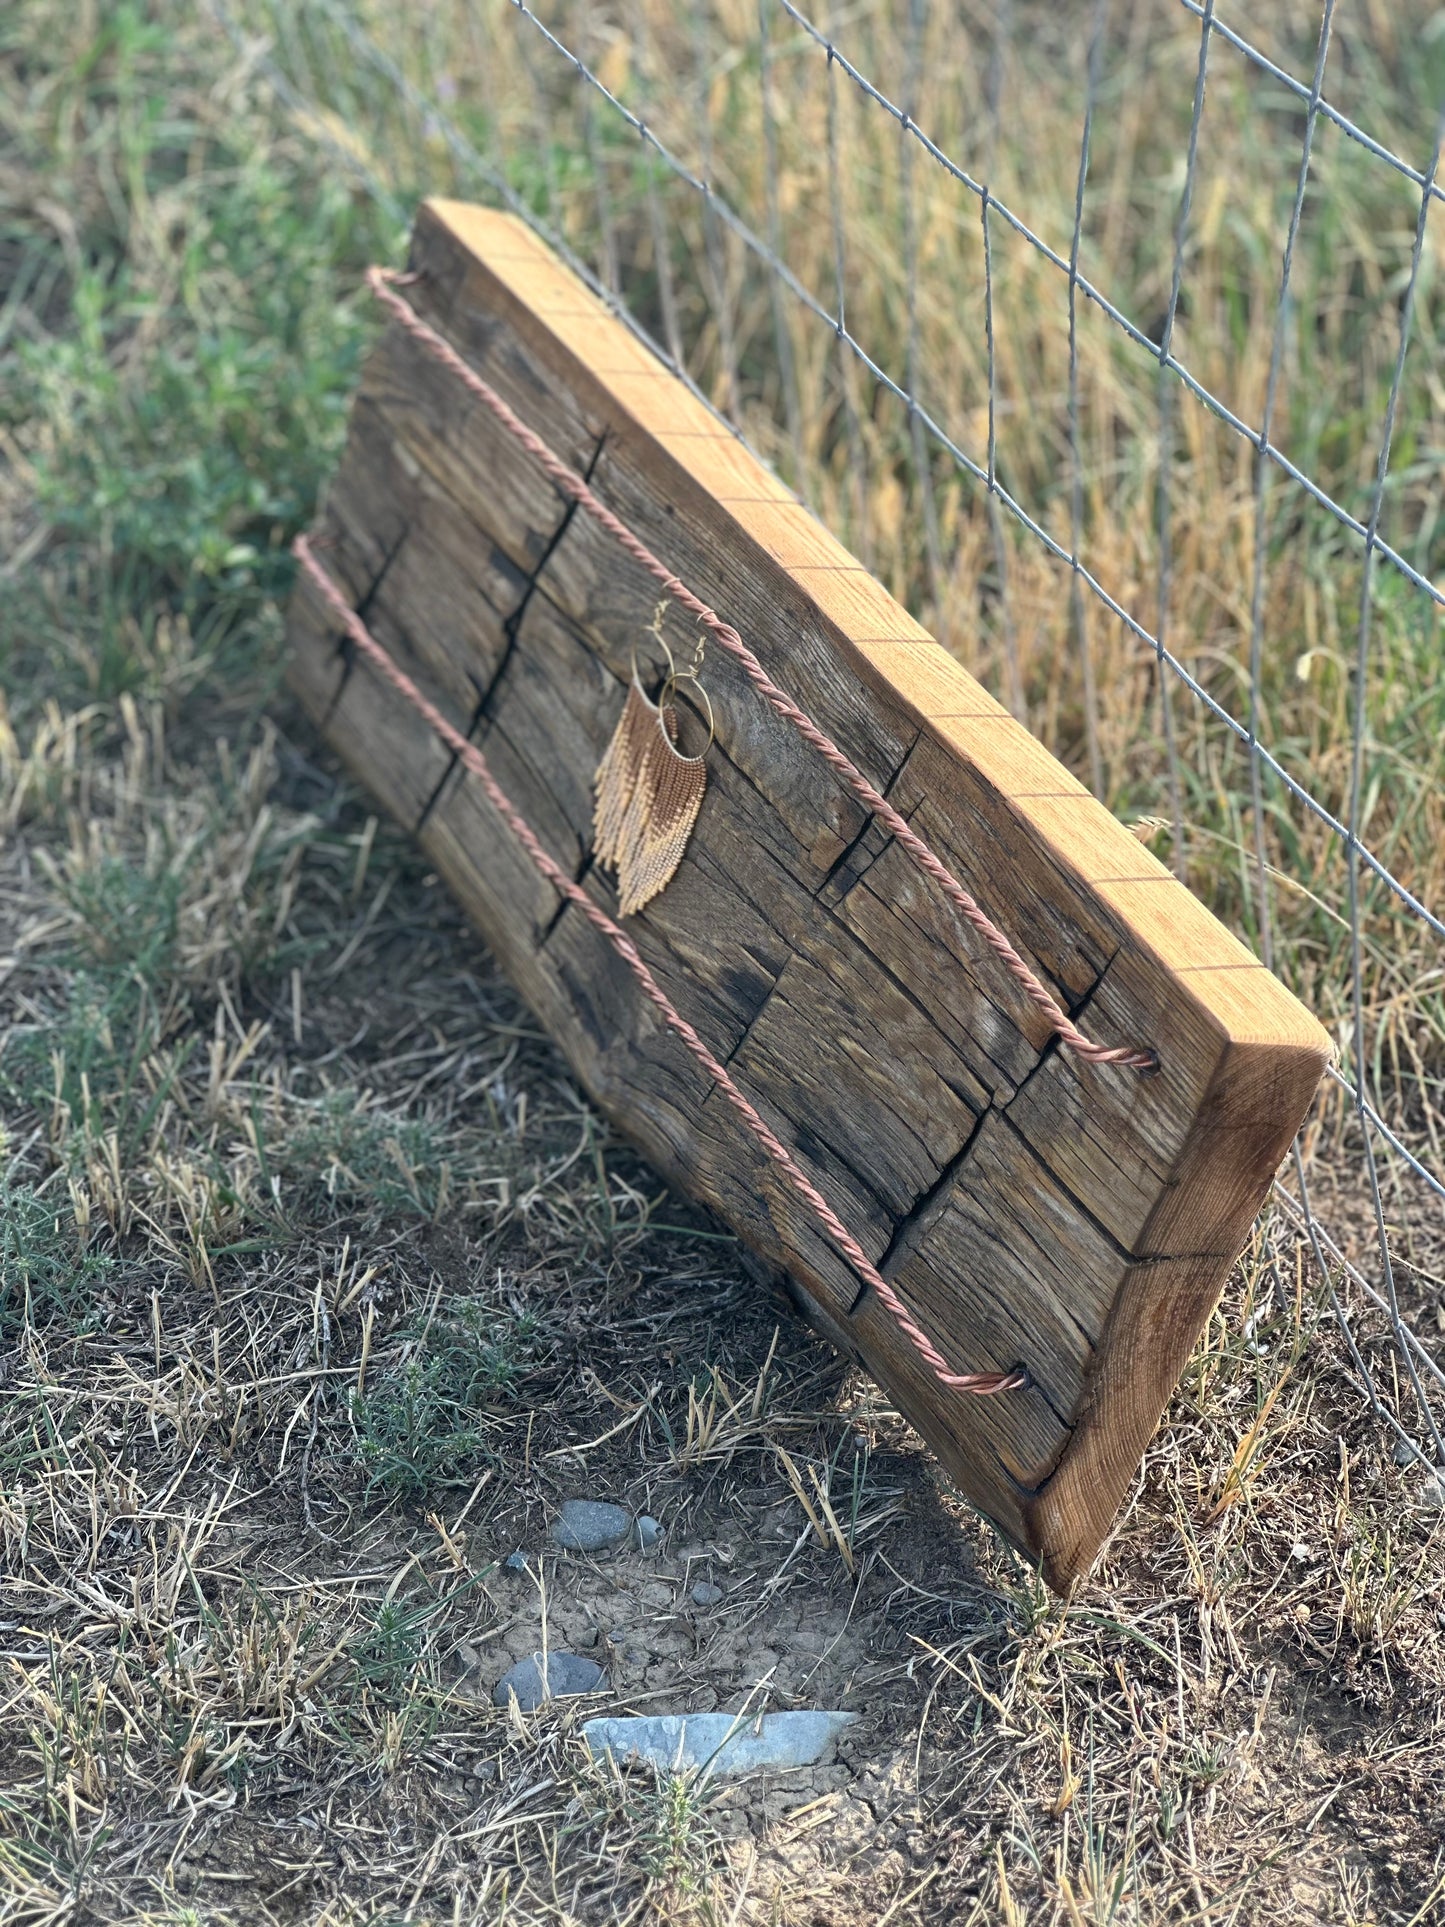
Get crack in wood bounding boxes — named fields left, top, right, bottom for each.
left=700, top=979, right=980, bottom=1242
left=671, top=959, right=942, bottom=1238
left=862, top=1104, right=993, bottom=1306
left=792, top=1119, right=900, bottom=1231
left=996, top=960, right=1208, bottom=1265
left=320, top=523, right=412, bottom=728
left=411, top=429, right=609, bottom=835
left=717, top=968, right=783, bottom=1072
left=539, top=849, right=595, bottom=946
left=814, top=894, right=1001, bottom=1113
left=471, top=427, right=610, bottom=740
left=356, top=527, right=410, bottom=630
left=997, top=1434, right=1075, bottom=1498
left=812, top=730, right=923, bottom=904
left=683, top=957, right=910, bottom=1226
left=995, top=1110, right=1137, bottom=1272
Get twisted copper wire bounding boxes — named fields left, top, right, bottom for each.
left=294, top=534, right=1025, bottom=1397
left=366, top=263, right=1156, bottom=1073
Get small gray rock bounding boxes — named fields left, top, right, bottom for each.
left=631, top=1515, right=664, bottom=1552
left=493, top=1651, right=605, bottom=1711
left=1393, top=1437, right=1424, bottom=1468
left=583, top=1709, right=857, bottom=1780
left=550, top=1500, right=632, bottom=1553
left=690, top=1581, right=724, bottom=1607
left=503, top=1550, right=529, bottom=1573
left=1414, top=1468, right=1445, bottom=1509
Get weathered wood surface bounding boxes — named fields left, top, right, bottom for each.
left=287, top=199, right=1332, bottom=1589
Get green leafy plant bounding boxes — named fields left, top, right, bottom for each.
left=0, top=1180, right=114, bottom=1333
left=352, top=1294, right=542, bottom=1497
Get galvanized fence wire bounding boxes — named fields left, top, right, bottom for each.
left=220, top=0, right=1445, bottom=1470
left=509, top=1, right=1445, bottom=953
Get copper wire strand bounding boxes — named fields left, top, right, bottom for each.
left=366, top=263, right=1156, bottom=1073
left=292, top=255, right=1171, bottom=1400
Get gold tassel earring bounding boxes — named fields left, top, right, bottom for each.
left=614, top=669, right=713, bottom=917
left=594, top=604, right=674, bottom=872
left=592, top=666, right=659, bottom=870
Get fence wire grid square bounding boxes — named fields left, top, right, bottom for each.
left=211, top=0, right=1445, bottom=1477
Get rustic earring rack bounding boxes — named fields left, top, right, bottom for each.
left=288, top=200, right=1329, bottom=1590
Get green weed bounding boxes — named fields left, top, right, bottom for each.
left=0, top=1180, right=114, bottom=1333
left=633, top=1767, right=722, bottom=1913
left=353, top=1292, right=542, bottom=1496
left=283, top=1086, right=451, bottom=1220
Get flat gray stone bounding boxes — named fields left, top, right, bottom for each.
left=493, top=1652, right=604, bottom=1711
left=502, top=1550, right=529, bottom=1573
left=631, top=1515, right=664, bottom=1551
left=690, top=1581, right=724, bottom=1607
left=582, top=1710, right=857, bottom=1780
left=550, top=1500, right=632, bottom=1553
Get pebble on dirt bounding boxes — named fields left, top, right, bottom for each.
left=582, top=1710, right=857, bottom=1778
left=549, top=1499, right=633, bottom=1553
left=502, top=1550, right=529, bottom=1572
left=690, top=1580, right=724, bottom=1607
left=631, top=1515, right=664, bottom=1551
left=493, top=1652, right=605, bottom=1710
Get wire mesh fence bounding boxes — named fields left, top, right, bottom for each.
left=213, top=0, right=1445, bottom=1473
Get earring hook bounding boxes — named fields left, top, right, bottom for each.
left=630, top=604, right=676, bottom=691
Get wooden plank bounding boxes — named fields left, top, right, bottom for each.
left=287, top=199, right=1332, bottom=1588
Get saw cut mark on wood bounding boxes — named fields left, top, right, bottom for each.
left=288, top=199, right=1332, bottom=1590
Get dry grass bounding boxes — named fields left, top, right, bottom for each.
left=3, top=3, right=1445, bottom=1922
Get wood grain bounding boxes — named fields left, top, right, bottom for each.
left=287, top=199, right=1332, bottom=1588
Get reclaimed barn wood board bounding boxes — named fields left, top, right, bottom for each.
left=287, top=199, right=1332, bottom=1589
